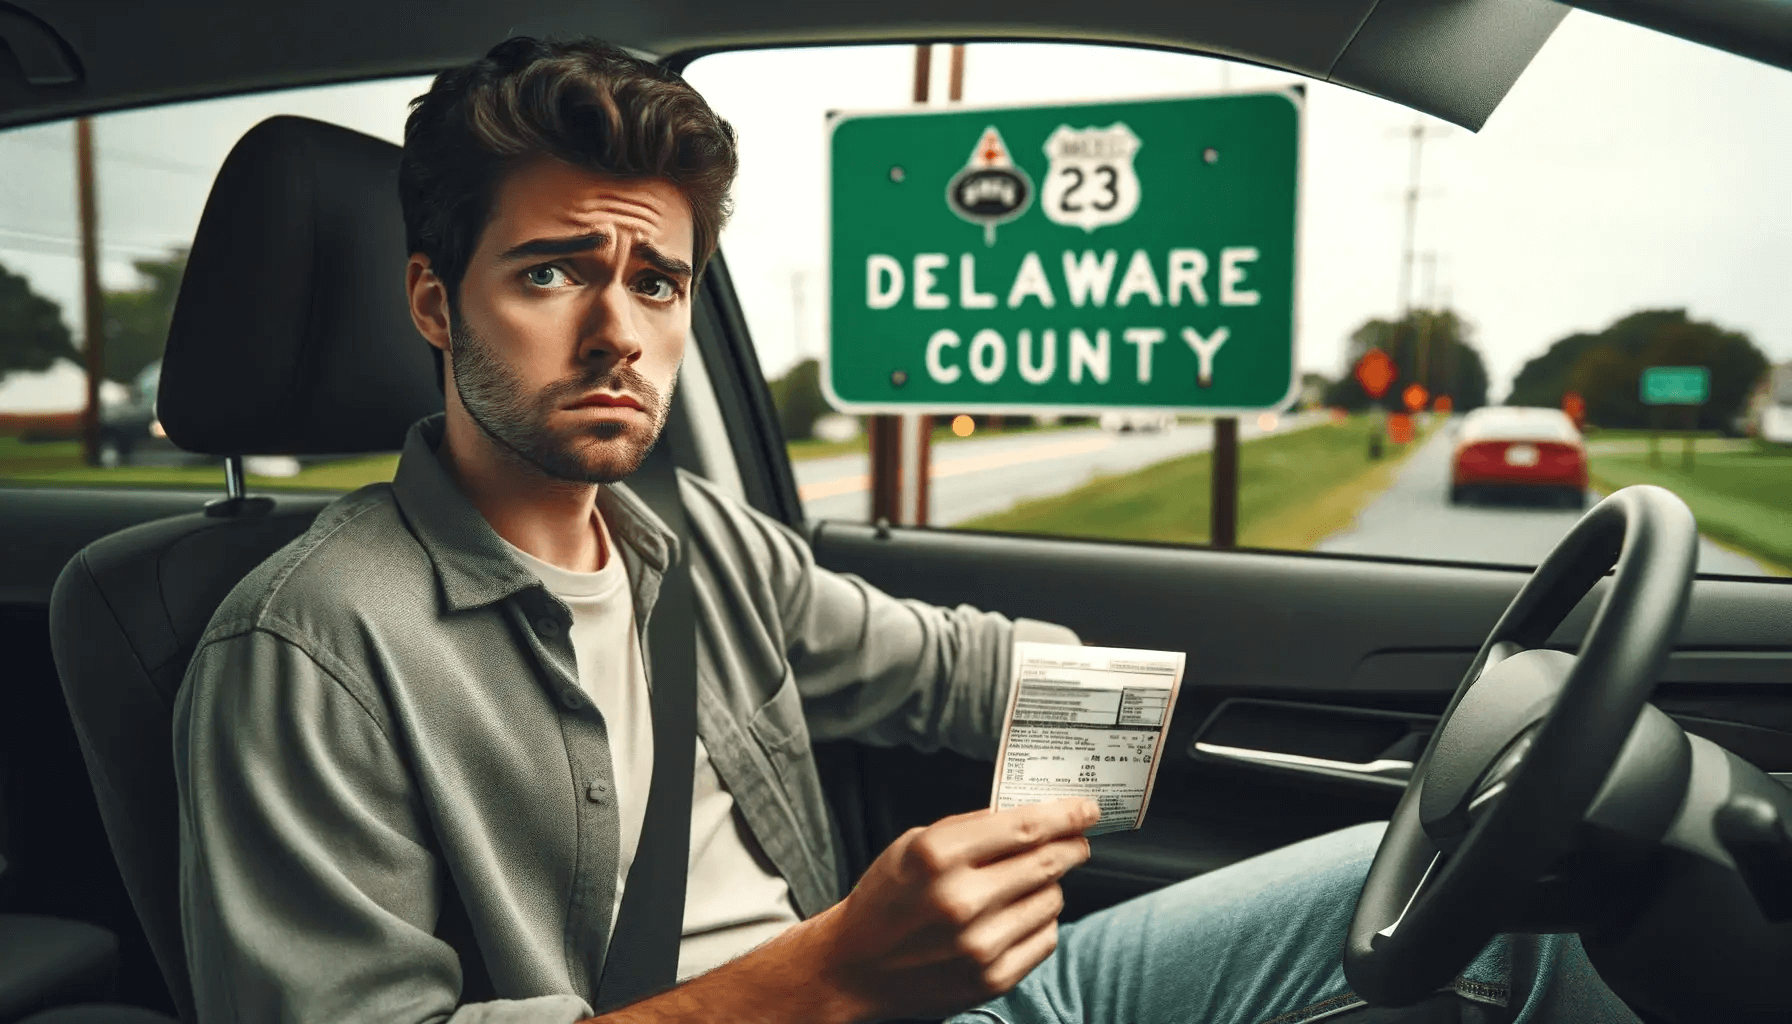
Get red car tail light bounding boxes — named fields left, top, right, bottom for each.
left=1456, top=441, right=1505, bottom=468
left=1536, top=442, right=1584, bottom=467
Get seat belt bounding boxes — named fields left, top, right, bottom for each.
left=594, top=440, right=698, bottom=1013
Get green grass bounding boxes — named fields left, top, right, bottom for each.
left=959, top=416, right=1429, bottom=548
left=1583, top=428, right=1724, bottom=441
left=0, top=436, right=401, bottom=492
left=785, top=419, right=1080, bottom=462
left=1590, top=440, right=1792, bottom=573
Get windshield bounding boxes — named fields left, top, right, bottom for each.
left=686, top=10, right=1792, bottom=578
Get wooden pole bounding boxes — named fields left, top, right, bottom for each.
left=1683, top=405, right=1696, bottom=473
left=1211, top=417, right=1238, bottom=548
left=909, top=45, right=967, bottom=525
left=870, top=44, right=955, bottom=527
left=75, top=117, right=105, bottom=467
left=868, top=416, right=903, bottom=524
left=1649, top=405, right=1660, bottom=467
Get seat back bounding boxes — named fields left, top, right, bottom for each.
left=50, top=503, right=329, bottom=1020
left=47, top=115, right=439, bottom=1021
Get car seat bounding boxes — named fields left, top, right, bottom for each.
left=46, top=115, right=442, bottom=1022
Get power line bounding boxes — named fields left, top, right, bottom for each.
left=0, top=229, right=185, bottom=261
left=0, top=132, right=210, bottom=175
left=0, top=224, right=187, bottom=250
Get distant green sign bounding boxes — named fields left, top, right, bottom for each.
left=1640, top=366, right=1709, bottom=405
left=826, top=90, right=1301, bottom=414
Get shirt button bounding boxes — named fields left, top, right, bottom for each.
left=587, top=782, right=610, bottom=803
left=536, top=617, right=562, bottom=638
left=560, top=691, right=580, bottom=710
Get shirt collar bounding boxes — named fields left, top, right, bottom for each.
left=391, top=412, right=676, bottom=614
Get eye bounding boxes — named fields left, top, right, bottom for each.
left=524, top=264, right=570, bottom=289
left=635, top=273, right=682, bottom=303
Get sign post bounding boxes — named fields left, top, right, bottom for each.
left=828, top=87, right=1302, bottom=544
left=1354, top=348, right=1396, bottom=460
left=1639, top=366, right=1709, bottom=474
left=867, top=44, right=966, bottom=528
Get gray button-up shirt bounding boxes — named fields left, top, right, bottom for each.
left=174, top=413, right=1075, bottom=1024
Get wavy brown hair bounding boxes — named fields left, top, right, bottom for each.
left=400, top=37, right=737, bottom=389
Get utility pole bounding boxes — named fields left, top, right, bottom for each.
left=1393, top=117, right=1449, bottom=319
left=1415, top=251, right=1438, bottom=393
left=75, top=116, right=105, bottom=467
left=869, top=43, right=963, bottom=528
left=1438, top=268, right=1456, bottom=406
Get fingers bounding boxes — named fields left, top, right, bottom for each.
left=956, top=835, right=1088, bottom=916
left=914, top=798, right=1099, bottom=872
left=932, top=807, right=996, bottom=830
left=955, top=880, right=1066, bottom=974
left=980, top=916, right=1061, bottom=996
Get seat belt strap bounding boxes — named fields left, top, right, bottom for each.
left=594, top=442, right=698, bottom=1012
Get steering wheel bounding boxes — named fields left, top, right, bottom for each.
left=1343, top=484, right=1699, bottom=1006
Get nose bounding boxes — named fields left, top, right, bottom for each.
left=576, top=279, right=645, bottom=369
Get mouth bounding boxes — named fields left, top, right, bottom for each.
left=568, top=392, right=645, bottom=413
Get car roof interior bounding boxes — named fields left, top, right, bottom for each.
left=3, top=0, right=1791, bottom=135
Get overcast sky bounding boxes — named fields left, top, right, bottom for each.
left=1, top=8, right=1787, bottom=412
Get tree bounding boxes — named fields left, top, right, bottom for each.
left=766, top=357, right=833, bottom=441
left=1566, top=346, right=1639, bottom=428
left=0, top=261, right=80, bottom=381
left=1508, top=309, right=1766, bottom=429
left=1323, top=308, right=1489, bottom=412
left=102, top=248, right=188, bottom=386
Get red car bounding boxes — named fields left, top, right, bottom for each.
left=1449, top=406, right=1587, bottom=509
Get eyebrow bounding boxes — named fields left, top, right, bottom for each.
left=495, top=233, right=694, bottom=280
left=495, top=233, right=608, bottom=263
left=636, top=243, right=695, bottom=281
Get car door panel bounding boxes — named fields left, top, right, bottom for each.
left=808, top=521, right=1792, bottom=919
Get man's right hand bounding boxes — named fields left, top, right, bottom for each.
left=810, top=796, right=1100, bottom=1022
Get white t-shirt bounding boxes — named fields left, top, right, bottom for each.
left=500, top=508, right=800, bottom=981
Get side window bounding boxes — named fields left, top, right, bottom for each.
left=0, top=76, right=432, bottom=492
left=685, top=24, right=1792, bottom=579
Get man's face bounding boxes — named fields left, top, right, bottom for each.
left=446, top=156, right=694, bottom=484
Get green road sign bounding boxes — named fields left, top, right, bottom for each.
left=826, top=90, right=1301, bottom=414
left=1640, top=366, right=1709, bottom=405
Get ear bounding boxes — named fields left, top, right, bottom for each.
left=406, top=254, right=451, bottom=355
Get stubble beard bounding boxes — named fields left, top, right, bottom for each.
left=448, top=313, right=675, bottom=485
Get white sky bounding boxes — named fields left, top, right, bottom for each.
left=1, top=9, right=1788, bottom=412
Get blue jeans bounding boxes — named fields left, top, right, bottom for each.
left=950, top=822, right=1639, bottom=1024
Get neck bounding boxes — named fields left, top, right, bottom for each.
left=438, top=408, right=609, bottom=573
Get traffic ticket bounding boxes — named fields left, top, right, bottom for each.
left=989, top=642, right=1187, bottom=836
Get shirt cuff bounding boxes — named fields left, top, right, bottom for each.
left=1011, top=617, right=1082, bottom=648
left=446, top=995, right=595, bottom=1024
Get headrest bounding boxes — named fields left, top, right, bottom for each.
left=160, top=115, right=441, bottom=455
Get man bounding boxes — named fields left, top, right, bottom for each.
left=174, top=37, right=1637, bottom=1024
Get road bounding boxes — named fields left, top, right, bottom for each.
left=795, top=413, right=1323, bottom=525
left=1317, top=427, right=1770, bottom=575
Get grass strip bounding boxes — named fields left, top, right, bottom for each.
left=785, top=420, right=1084, bottom=462
left=1589, top=441, right=1792, bottom=574
left=958, top=415, right=1427, bottom=548
left=0, top=437, right=401, bottom=492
